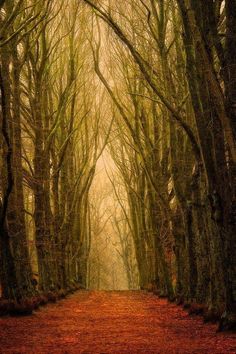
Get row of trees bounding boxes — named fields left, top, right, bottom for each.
left=0, top=0, right=104, bottom=309
left=84, top=0, right=236, bottom=329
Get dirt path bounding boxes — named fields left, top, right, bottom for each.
left=0, top=291, right=235, bottom=353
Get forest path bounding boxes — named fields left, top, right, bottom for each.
left=0, top=291, right=235, bottom=353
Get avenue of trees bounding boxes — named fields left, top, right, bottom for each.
left=83, top=0, right=236, bottom=330
left=0, top=0, right=235, bottom=330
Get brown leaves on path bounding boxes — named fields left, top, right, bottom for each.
left=0, top=291, right=235, bottom=353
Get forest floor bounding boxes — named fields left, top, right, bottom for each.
left=0, top=291, right=235, bottom=353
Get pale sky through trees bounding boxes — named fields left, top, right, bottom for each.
left=88, top=150, right=139, bottom=290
